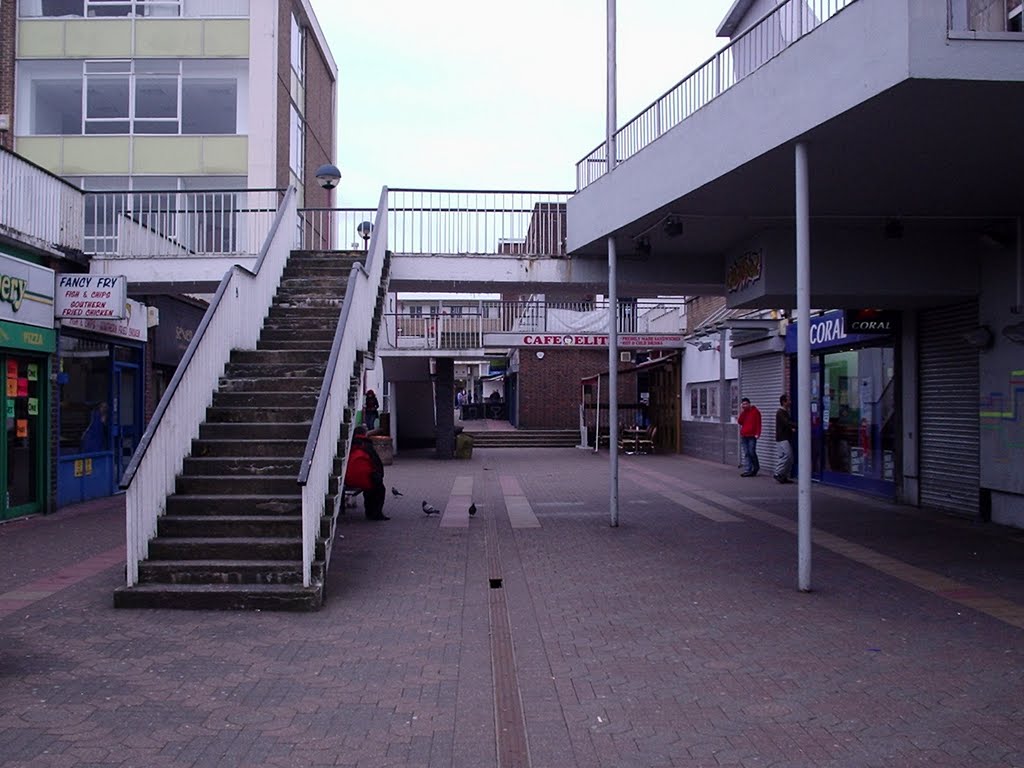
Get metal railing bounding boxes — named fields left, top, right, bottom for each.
left=299, top=189, right=572, bottom=256
left=0, top=146, right=85, bottom=256
left=84, top=188, right=283, bottom=258
left=297, top=186, right=390, bottom=586
left=948, top=0, right=1024, bottom=34
left=575, top=0, right=858, bottom=190
left=381, top=299, right=687, bottom=351
left=120, top=187, right=297, bottom=586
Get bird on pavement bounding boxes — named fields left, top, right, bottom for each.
left=468, top=503, right=477, bottom=517
left=422, top=501, right=441, bottom=516
left=391, top=487, right=403, bottom=497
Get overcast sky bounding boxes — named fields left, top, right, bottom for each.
left=308, top=1, right=736, bottom=207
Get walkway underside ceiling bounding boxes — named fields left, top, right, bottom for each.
left=570, top=78, right=1024, bottom=262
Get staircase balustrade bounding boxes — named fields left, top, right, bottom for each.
left=297, top=186, right=390, bottom=587
left=120, top=187, right=298, bottom=586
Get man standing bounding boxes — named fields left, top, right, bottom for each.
left=737, top=397, right=762, bottom=477
left=774, top=394, right=796, bottom=483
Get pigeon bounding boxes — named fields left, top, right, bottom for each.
left=468, top=503, right=477, bottom=517
left=422, top=501, right=441, bottom=516
left=391, top=487, right=404, bottom=497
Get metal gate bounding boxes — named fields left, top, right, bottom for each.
left=918, top=301, right=980, bottom=516
left=739, top=354, right=785, bottom=471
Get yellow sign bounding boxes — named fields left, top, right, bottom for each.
left=85, top=458, right=93, bottom=475
left=74, top=459, right=83, bottom=477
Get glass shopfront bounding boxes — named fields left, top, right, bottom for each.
left=787, top=311, right=897, bottom=497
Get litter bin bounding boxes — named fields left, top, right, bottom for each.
left=455, top=432, right=473, bottom=459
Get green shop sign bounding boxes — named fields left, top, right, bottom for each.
left=0, top=320, right=56, bottom=353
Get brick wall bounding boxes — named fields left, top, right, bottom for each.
left=687, top=295, right=726, bottom=331
left=275, top=0, right=292, bottom=192
left=516, top=349, right=635, bottom=429
left=0, top=0, right=16, bottom=151
left=302, top=26, right=335, bottom=211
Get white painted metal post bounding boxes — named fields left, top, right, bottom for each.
left=795, top=142, right=812, bottom=592
left=607, top=0, right=620, bottom=527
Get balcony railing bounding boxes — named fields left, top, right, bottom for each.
left=83, top=188, right=283, bottom=259
left=575, top=0, right=858, bottom=191
left=381, top=298, right=686, bottom=351
left=298, top=189, right=572, bottom=257
left=0, top=145, right=85, bottom=257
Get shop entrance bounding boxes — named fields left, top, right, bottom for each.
left=113, top=362, right=141, bottom=486
left=809, top=345, right=897, bottom=496
left=3, top=355, right=45, bottom=519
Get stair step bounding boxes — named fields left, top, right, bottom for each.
left=181, top=456, right=304, bottom=475
left=218, top=377, right=324, bottom=393
left=212, top=391, right=319, bottom=408
left=231, top=349, right=328, bottom=365
left=191, top=439, right=307, bottom=458
left=198, top=422, right=311, bottom=440
left=223, top=363, right=327, bottom=379
left=148, top=536, right=305, bottom=560
left=113, top=582, right=323, bottom=611
left=256, top=340, right=334, bottom=351
left=137, top=559, right=318, bottom=585
left=157, top=515, right=302, bottom=538
left=166, top=494, right=303, bottom=516
left=260, top=328, right=336, bottom=342
left=175, top=475, right=303, bottom=495
left=205, top=406, right=315, bottom=424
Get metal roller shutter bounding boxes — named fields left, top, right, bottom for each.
left=739, top=354, right=784, bottom=471
left=918, top=301, right=980, bottom=516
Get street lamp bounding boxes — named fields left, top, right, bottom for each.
left=314, top=163, right=341, bottom=190
left=357, top=220, right=373, bottom=250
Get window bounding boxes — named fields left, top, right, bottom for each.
left=408, top=306, right=424, bottom=318
left=450, top=305, right=464, bottom=317
left=290, top=12, right=304, bottom=83
left=688, top=380, right=738, bottom=421
left=20, top=0, right=249, bottom=18
left=289, top=104, right=304, bottom=179
left=18, top=59, right=243, bottom=136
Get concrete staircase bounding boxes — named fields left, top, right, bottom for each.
left=114, top=250, right=377, bottom=611
left=462, top=429, right=581, bottom=448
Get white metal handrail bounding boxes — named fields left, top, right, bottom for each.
left=575, top=0, right=858, bottom=190
left=299, top=189, right=572, bottom=257
left=121, top=187, right=297, bottom=586
left=297, top=186, right=390, bottom=587
left=0, top=146, right=85, bottom=256
left=84, top=188, right=282, bottom=258
left=380, top=298, right=688, bottom=351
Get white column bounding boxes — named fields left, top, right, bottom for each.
left=795, top=141, right=812, bottom=591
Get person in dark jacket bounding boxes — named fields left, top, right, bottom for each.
left=344, top=426, right=388, bottom=520
left=774, top=394, right=796, bottom=483
left=363, top=389, right=380, bottom=430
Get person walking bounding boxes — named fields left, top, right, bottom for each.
left=773, top=394, right=796, bottom=483
left=363, top=389, right=380, bottom=430
left=737, top=397, right=762, bottom=477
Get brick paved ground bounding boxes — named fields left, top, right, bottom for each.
left=0, top=447, right=1021, bottom=767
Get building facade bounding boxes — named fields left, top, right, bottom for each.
left=1, top=0, right=337, bottom=508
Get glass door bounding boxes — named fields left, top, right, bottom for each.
left=113, top=362, right=141, bottom=486
left=4, top=356, right=44, bottom=518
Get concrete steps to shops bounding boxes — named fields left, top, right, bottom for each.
left=463, top=429, right=581, bottom=448
left=113, top=248, right=376, bottom=612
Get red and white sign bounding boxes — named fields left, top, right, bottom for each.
left=55, top=274, right=127, bottom=319
left=485, top=333, right=686, bottom=349
left=63, top=297, right=147, bottom=341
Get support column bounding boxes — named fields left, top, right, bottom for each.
left=434, top=357, right=455, bottom=460
left=607, top=0, right=619, bottom=527
left=795, top=142, right=812, bottom=592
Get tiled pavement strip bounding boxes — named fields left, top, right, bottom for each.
left=0, top=448, right=1021, bottom=767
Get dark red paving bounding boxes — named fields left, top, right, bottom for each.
left=0, top=449, right=1021, bottom=767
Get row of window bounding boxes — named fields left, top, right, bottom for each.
left=17, top=59, right=243, bottom=136
left=688, top=380, right=739, bottom=421
left=19, top=0, right=248, bottom=18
